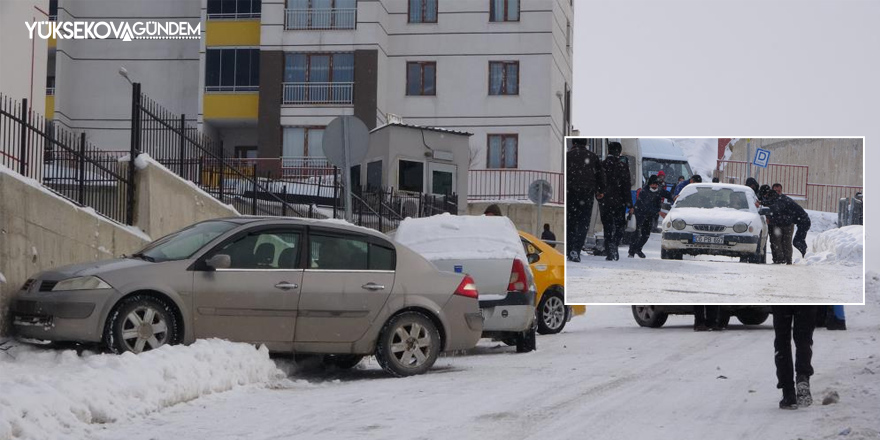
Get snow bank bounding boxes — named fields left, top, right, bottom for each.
left=806, top=209, right=838, bottom=233
left=0, top=340, right=288, bottom=440
left=395, top=213, right=527, bottom=262
left=804, top=225, right=864, bottom=266
left=671, top=138, right=717, bottom=180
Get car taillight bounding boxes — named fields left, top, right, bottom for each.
left=454, top=275, right=479, bottom=299
left=508, top=259, right=528, bottom=292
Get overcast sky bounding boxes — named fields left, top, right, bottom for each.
left=572, top=0, right=878, bottom=273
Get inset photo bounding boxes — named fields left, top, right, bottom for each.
left=565, top=137, right=864, bottom=304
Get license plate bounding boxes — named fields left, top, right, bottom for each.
left=693, top=235, right=724, bottom=244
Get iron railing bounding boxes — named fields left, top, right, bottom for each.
left=468, top=169, right=565, bottom=204
left=806, top=183, right=863, bottom=213
left=0, top=95, right=134, bottom=224
left=282, top=82, right=354, bottom=105
left=716, top=159, right=809, bottom=198
left=285, top=8, right=357, bottom=30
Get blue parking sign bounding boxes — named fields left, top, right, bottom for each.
left=753, top=148, right=771, bottom=168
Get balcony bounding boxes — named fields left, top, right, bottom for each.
left=282, top=82, right=354, bottom=105
left=285, top=8, right=356, bottom=30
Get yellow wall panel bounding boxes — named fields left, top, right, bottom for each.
left=205, top=21, right=260, bottom=47
left=203, top=94, right=259, bottom=119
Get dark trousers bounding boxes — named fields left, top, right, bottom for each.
left=566, top=189, right=595, bottom=258
left=771, top=224, right=795, bottom=264
left=600, top=202, right=627, bottom=255
left=772, top=305, right=817, bottom=390
left=628, top=214, right=653, bottom=255
left=694, top=306, right=720, bottom=328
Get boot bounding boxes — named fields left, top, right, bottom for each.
left=637, top=251, right=646, bottom=258
left=779, top=387, right=798, bottom=410
left=796, top=375, right=812, bottom=407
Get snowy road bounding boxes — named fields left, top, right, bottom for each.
left=84, top=282, right=880, bottom=440
left=566, top=231, right=864, bottom=304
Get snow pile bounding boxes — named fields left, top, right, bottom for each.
left=671, top=138, right=717, bottom=180
left=804, top=225, right=864, bottom=266
left=395, top=213, right=527, bottom=262
left=806, top=209, right=838, bottom=233
left=0, top=340, right=288, bottom=440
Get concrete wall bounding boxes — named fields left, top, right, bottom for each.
left=728, top=138, right=863, bottom=187
left=133, top=157, right=239, bottom=239
left=0, top=169, right=150, bottom=333
left=467, top=201, right=564, bottom=241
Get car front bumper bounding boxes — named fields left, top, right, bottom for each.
left=662, top=231, right=760, bottom=256
left=10, top=289, right=114, bottom=343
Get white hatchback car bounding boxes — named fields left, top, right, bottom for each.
left=661, top=183, right=769, bottom=263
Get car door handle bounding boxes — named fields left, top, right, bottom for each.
left=361, top=283, right=386, bottom=291
left=274, top=282, right=299, bottom=291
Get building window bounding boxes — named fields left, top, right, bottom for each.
left=488, top=61, right=519, bottom=95
left=234, top=146, right=258, bottom=159
left=207, top=0, right=261, bottom=19
left=205, top=48, right=260, bottom=92
left=49, top=0, right=58, bottom=20
left=487, top=134, right=518, bottom=168
left=283, top=127, right=325, bottom=157
left=408, top=0, right=437, bottom=23
left=367, top=160, right=382, bottom=190
left=489, top=0, right=518, bottom=22
left=406, top=62, right=436, bottom=96
left=283, top=53, right=354, bottom=104
left=286, top=0, right=356, bottom=30
left=399, top=160, right=424, bottom=192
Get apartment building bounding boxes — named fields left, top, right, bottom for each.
left=201, top=0, right=573, bottom=174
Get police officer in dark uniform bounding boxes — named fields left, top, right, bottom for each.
left=566, top=138, right=604, bottom=262
left=599, top=141, right=632, bottom=261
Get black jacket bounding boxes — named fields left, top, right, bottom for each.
left=634, top=185, right=674, bottom=217
left=601, top=155, right=632, bottom=207
left=567, top=147, right=604, bottom=194
left=768, top=194, right=811, bottom=228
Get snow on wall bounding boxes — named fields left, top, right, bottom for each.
left=805, top=225, right=864, bottom=266
left=0, top=340, right=289, bottom=440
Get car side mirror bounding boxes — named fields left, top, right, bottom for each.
left=205, top=254, right=231, bottom=270
left=758, top=207, right=771, bottom=216
left=527, top=253, right=540, bottom=264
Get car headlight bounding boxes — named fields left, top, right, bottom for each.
left=672, top=219, right=686, bottom=230
left=733, top=222, right=748, bottom=233
left=52, top=276, right=112, bottom=291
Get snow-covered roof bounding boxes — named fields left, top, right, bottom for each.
left=370, top=122, right=473, bottom=137
left=640, top=138, right=689, bottom=161
left=394, top=213, right=526, bottom=262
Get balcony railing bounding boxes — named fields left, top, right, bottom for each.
left=207, top=12, right=261, bottom=20
left=468, top=169, right=565, bottom=205
left=282, top=82, right=354, bottom=105
left=285, top=8, right=357, bottom=30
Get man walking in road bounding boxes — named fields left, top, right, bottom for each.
left=541, top=223, right=557, bottom=249
left=566, top=138, right=604, bottom=262
left=628, top=175, right=673, bottom=258
left=772, top=305, right=818, bottom=409
left=599, top=141, right=631, bottom=261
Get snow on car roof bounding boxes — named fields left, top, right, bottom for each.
left=395, top=213, right=527, bottom=262
left=678, top=182, right=754, bottom=196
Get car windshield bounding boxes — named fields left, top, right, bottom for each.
left=675, top=187, right=752, bottom=211
left=643, top=159, right=692, bottom=184
left=135, top=220, right=238, bottom=262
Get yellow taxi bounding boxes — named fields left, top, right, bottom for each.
left=519, top=231, right=586, bottom=334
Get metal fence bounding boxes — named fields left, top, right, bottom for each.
left=468, top=169, right=564, bottom=204
left=285, top=8, right=357, bottom=30
left=806, top=183, right=863, bottom=213
left=0, top=95, right=133, bottom=224
left=716, top=159, right=808, bottom=197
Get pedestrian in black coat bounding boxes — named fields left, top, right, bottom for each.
left=628, top=175, right=673, bottom=258
left=541, top=223, right=557, bottom=249
left=763, top=191, right=811, bottom=263
left=598, top=141, right=631, bottom=261
left=772, top=305, right=818, bottom=409
left=566, top=138, right=605, bottom=262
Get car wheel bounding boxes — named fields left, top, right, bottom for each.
left=632, top=305, right=668, bottom=328
left=323, top=354, right=364, bottom=370
left=104, top=294, right=179, bottom=354
left=515, top=321, right=537, bottom=353
left=736, top=309, right=770, bottom=326
left=537, top=293, right=568, bottom=335
left=375, top=311, right=440, bottom=377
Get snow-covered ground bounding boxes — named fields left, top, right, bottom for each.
left=568, top=210, right=863, bottom=304
left=2, top=279, right=875, bottom=440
